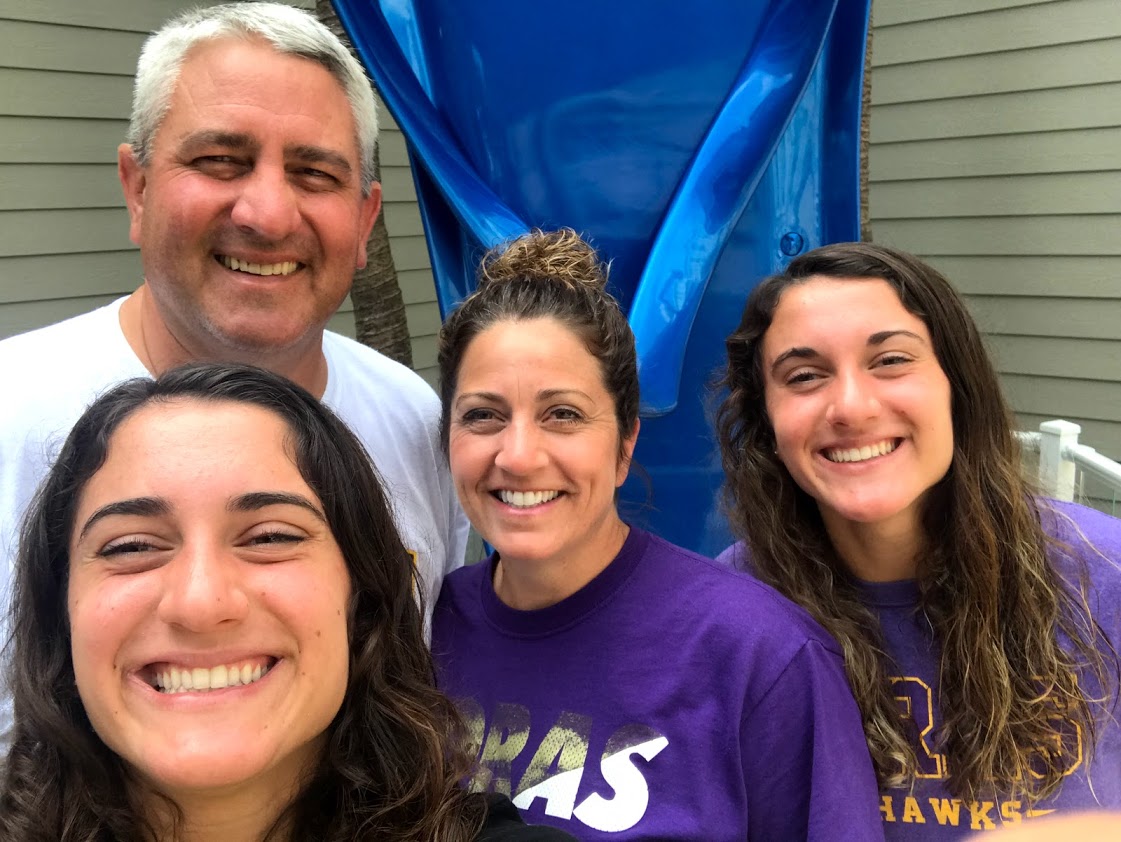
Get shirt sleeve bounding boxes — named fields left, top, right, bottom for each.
left=741, top=638, right=886, bottom=842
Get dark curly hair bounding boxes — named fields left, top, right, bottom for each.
left=717, top=241, right=1118, bottom=804
left=0, top=363, right=484, bottom=841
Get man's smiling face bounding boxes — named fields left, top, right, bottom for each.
left=118, top=37, right=381, bottom=356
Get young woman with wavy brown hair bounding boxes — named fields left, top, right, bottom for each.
left=717, top=242, right=1121, bottom=839
left=0, top=363, right=573, bottom=842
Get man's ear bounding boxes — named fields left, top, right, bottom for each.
left=118, top=143, right=147, bottom=247
left=616, top=418, right=641, bottom=487
left=354, top=182, right=383, bottom=269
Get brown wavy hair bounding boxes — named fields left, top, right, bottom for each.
left=716, top=241, right=1117, bottom=803
left=0, top=363, right=484, bottom=841
left=437, top=228, right=639, bottom=458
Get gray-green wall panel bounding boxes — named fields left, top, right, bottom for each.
left=870, top=172, right=1121, bottom=218
left=870, top=128, right=1121, bottom=181
left=0, top=20, right=144, bottom=74
left=0, top=163, right=124, bottom=210
left=874, top=0, right=1051, bottom=28
left=0, top=116, right=127, bottom=163
left=874, top=0, right=1121, bottom=65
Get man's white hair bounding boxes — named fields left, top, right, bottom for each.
left=128, top=1, right=379, bottom=194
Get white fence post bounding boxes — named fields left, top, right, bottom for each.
left=1038, top=420, right=1081, bottom=501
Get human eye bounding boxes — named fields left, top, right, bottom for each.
left=459, top=406, right=503, bottom=429
left=874, top=352, right=915, bottom=372
left=784, top=368, right=821, bottom=387
left=547, top=406, right=585, bottom=425
left=193, top=155, right=249, bottom=178
left=246, top=529, right=304, bottom=546
left=98, top=536, right=161, bottom=557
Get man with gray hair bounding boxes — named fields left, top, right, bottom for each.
left=0, top=3, right=467, bottom=741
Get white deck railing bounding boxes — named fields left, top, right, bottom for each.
left=1016, top=420, right=1121, bottom=509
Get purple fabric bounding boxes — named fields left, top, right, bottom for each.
left=718, top=500, right=1121, bottom=839
left=433, top=526, right=884, bottom=842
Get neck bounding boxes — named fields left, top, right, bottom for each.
left=119, top=285, right=329, bottom=398
left=143, top=781, right=294, bottom=842
left=820, top=509, right=923, bottom=583
left=494, top=514, right=630, bottom=610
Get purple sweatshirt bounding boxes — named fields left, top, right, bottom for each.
left=718, top=500, right=1121, bottom=839
left=433, top=526, right=884, bottom=842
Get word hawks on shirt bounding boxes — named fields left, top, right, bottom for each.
left=846, top=501, right=1121, bottom=840
left=879, top=674, right=1086, bottom=834
left=433, top=527, right=884, bottom=842
left=459, top=700, right=666, bottom=832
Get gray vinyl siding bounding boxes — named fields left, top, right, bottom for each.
left=0, top=0, right=441, bottom=384
left=868, top=0, right=1121, bottom=468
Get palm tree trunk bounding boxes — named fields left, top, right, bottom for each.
left=316, top=0, right=413, bottom=367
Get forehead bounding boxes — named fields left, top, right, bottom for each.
left=458, top=318, right=607, bottom=394
left=764, top=277, right=929, bottom=353
left=79, top=399, right=303, bottom=505
left=158, top=37, right=358, bottom=157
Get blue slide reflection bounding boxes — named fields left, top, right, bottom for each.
left=332, top=0, right=871, bottom=555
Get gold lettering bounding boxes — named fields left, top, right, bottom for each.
left=474, top=702, right=532, bottom=796
left=880, top=795, right=896, bottom=823
left=968, top=801, right=997, bottom=830
left=902, top=796, right=926, bottom=824
left=928, top=798, right=963, bottom=826
left=1001, top=801, right=1022, bottom=824
left=891, top=677, right=947, bottom=778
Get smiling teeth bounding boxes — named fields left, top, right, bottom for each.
left=219, top=255, right=299, bottom=276
left=825, top=440, right=897, bottom=463
left=155, top=661, right=271, bottom=694
left=498, top=490, right=560, bottom=508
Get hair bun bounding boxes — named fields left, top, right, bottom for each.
left=479, top=228, right=608, bottom=291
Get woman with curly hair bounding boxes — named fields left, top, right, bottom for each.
left=431, top=229, right=883, bottom=841
left=717, top=241, right=1121, bottom=839
left=0, top=363, right=573, bottom=842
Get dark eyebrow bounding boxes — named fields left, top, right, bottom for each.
left=288, top=144, right=353, bottom=178
left=770, top=347, right=819, bottom=376
left=179, top=130, right=257, bottom=156
left=77, top=497, right=170, bottom=541
left=228, top=491, right=326, bottom=523
left=869, top=329, right=925, bottom=346
left=539, top=388, right=592, bottom=402
left=455, top=391, right=504, bottom=408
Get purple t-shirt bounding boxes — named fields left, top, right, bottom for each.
left=718, top=500, right=1121, bottom=839
left=433, top=526, right=884, bottom=842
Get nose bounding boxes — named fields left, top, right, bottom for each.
left=156, top=541, right=250, bottom=633
left=493, top=420, right=548, bottom=474
left=825, top=369, right=881, bottom=427
left=229, top=162, right=302, bottom=242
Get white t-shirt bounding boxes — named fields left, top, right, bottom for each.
left=0, top=298, right=468, bottom=741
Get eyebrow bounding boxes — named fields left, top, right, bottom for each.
left=538, top=388, right=592, bottom=402
left=228, top=491, right=326, bottom=523
left=769, top=330, right=927, bottom=376
left=77, top=497, right=170, bottom=541
left=178, top=129, right=256, bottom=156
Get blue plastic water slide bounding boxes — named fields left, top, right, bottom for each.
left=331, top=0, right=872, bottom=556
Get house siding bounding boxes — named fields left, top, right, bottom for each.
left=0, top=0, right=441, bottom=384
left=868, top=0, right=1121, bottom=463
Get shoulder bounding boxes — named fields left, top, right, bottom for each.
left=1, top=302, right=141, bottom=425
left=322, top=330, right=439, bottom=406
left=476, top=794, right=577, bottom=841
left=1040, top=499, right=1121, bottom=557
left=636, top=530, right=845, bottom=657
